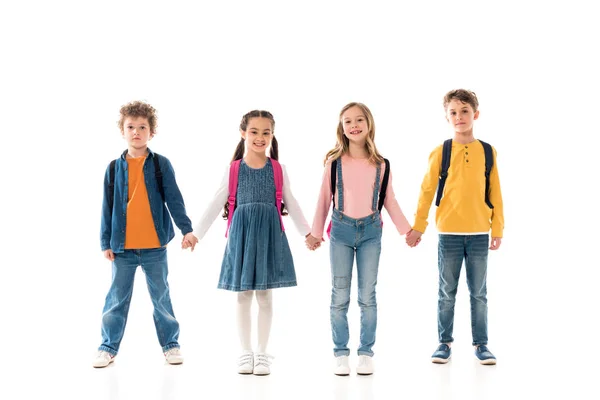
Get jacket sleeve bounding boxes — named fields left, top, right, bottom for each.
left=100, top=163, right=112, bottom=251
left=160, top=156, right=193, bottom=235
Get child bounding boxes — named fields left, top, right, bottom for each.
left=406, top=89, right=504, bottom=365
left=185, top=110, right=312, bottom=375
left=306, top=102, right=412, bottom=376
left=93, top=101, right=198, bottom=368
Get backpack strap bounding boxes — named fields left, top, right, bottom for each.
left=270, top=158, right=285, bottom=232
left=435, top=139, right=453, bottom=207
left=108, top=159, right=117, bottom=211
left=152, top=153, right=165, bottom=203
left=225, top=159, right=242, bottom=237
left=378, top=158, right=390, bottom=212
left=330, top=159, right=337, bottom=209
left=479, top=140, right=494, bottom=209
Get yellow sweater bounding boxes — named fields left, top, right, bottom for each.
left=413, top=140, right=504, bottom=238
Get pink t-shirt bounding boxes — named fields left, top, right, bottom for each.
left=311, top=155, right=411, bottom=239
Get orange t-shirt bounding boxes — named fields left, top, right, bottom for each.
left=124, top=156, right=161, bottom=249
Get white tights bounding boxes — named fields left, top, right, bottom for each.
left=236, top=290, right=273, bottom=354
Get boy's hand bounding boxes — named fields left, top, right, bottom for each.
left=489, top=237, right=502, bottom=250
left=305, top=233, right=323, bottom=251
left=182, top=233, right=199, bottom=251
left=406, top=229, right=422, bottom=247
left=103, top=249, right=115, bottom=261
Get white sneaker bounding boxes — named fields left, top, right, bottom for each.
left=92, top=350, right=115, bottom=368
left=356, top=355, right=374, bottom=375
left=334, top=355, right=350, bottom=376
left=238, top=351, right=254, bottom=374
left=164, top=348, right=184, bottom=365
left=253, top=353, right=273, bottom=376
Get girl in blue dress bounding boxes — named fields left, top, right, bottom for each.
left=187, top=110, right=312, bottom=375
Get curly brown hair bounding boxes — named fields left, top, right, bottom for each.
left=118, top=101, right=158, bottom=133
left=443, top=89, right=479, bottom=113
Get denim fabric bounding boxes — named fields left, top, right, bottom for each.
left=329, top=158, right=382, bottom=357
left=100, top=149, right=193, bottom=253
left=218, top=159, right=296, bottom=291
left=437, top=234, right=489, bottom=346
left=98, top=247, right=180, bottom=355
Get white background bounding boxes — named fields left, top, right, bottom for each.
left=1, top=1, right=598, bottom=399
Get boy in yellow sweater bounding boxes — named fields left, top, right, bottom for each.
left=406, top=89, right=504, bottom=365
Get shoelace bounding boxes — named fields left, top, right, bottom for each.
left=254, top=354, right=273, bottom=367
left=165, top=348, right=180, bottom=356
left=98, top=351, right=113, bottom=359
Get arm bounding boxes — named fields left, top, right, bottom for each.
left=382, top=168, right=411, bottom=235
left=412, top=146, right=442, bottom=234
left=310, top=161, right=333, bottom=240
left=281, top=164, right=311, bottom=236
left=100, top=163, right=112, bottom=251
left=489, top=147, right=504, bottom=247
left=160, top=156, right=193, bottom=235
left=193, top=166, right=229, bottom=241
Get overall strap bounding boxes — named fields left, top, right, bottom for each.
left=225, top=159, right=242, bottom=237
left=371, top=162, right=381, bottom=212
left=336, top=157, right=344, bottom=212
left=435, top=139, right=453, bottom=207
left=377, top=158, right=390, bottom=212
left=270, top=158, right=285, bottom=232
left=479, top=140, right=495, bottom=209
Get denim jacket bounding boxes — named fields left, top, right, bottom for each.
left=100, top=148, right=193, bottom=253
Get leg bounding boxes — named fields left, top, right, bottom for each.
left=329, top=233, right=355, bottom=357
left=437, top=235, right=465, bottom=344
left=99, top=250, right=138, bottom=355
left=355, top=231, right=381, bottom=357
left=140, top=248, right=180, bottom=352
left=255, top=289, right=273, bottom=354
left=237, top=291, right=254, bottom=352
left=465, top=235, right=490, bottom=346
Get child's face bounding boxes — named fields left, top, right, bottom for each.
left=341, top=106, right=369, bottom=144
left=241, top=117, right=273, bottom=155
left=445, top=99, right=479, bottom=134
left=122, top=116, right=153, bottom=150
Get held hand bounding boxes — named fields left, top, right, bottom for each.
left=103, top=249, right=115, bottom=261
left=489, top=237, right=502, bottom=250
left=305, top=233, right=323, bottom=251
left=406, top=229, right=423, bottom=247
left=183, top=233, right=199, bottom=251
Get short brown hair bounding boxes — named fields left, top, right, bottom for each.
left=118, top=101, right=158, bottom=133
left=443, top=89, right=479, bottom=112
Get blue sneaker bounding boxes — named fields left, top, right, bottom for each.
left=431, top=344, right=451, bottom=364
left=475, top=345, right=496, bottom=365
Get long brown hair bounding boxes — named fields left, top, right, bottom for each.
left=323, top=102, right=384, bottom=166
left=222, top=110, right=287, bottom=219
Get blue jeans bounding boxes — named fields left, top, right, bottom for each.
left=329, top=209, right=382, bottom=357
left=98, top=247, right=180, bottom=355
left=437, top=234, right=489, bottom=346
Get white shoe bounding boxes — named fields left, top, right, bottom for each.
left=92, top=350, right=115, bottom=368
left=238, top=351, right=254, bottom=374
left=356, top=355, right=374, bottom=375
left=253, top=353, right=273, bottom=375
left=334, top=355, right=350, bottom=376
left=164, top=348, right=184, bottom=365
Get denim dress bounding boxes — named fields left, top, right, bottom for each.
left=218, top=159, right=296, bottom=291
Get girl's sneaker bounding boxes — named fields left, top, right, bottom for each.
left=92, top=350, right=115, bottom=368
left=334, top=355, right=350, bottom=376
left=238, top=351, right=254, bottom=374
left=164, top=348, right=184, bottom=365
left=356, top=355, right=374, bottom=375
left=253, top=353, right=273, bottom=375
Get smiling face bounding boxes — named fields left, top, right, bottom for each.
left=341, top=105, right=369, bottom=145
left=241, top=117, right=273, bottom=155
left=445, top=99, right=479, bottom=135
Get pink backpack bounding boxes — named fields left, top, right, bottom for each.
left=226, top=158, right=285, bottom=237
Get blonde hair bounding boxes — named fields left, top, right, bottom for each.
left=323, top=102, right=384, bottom=166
